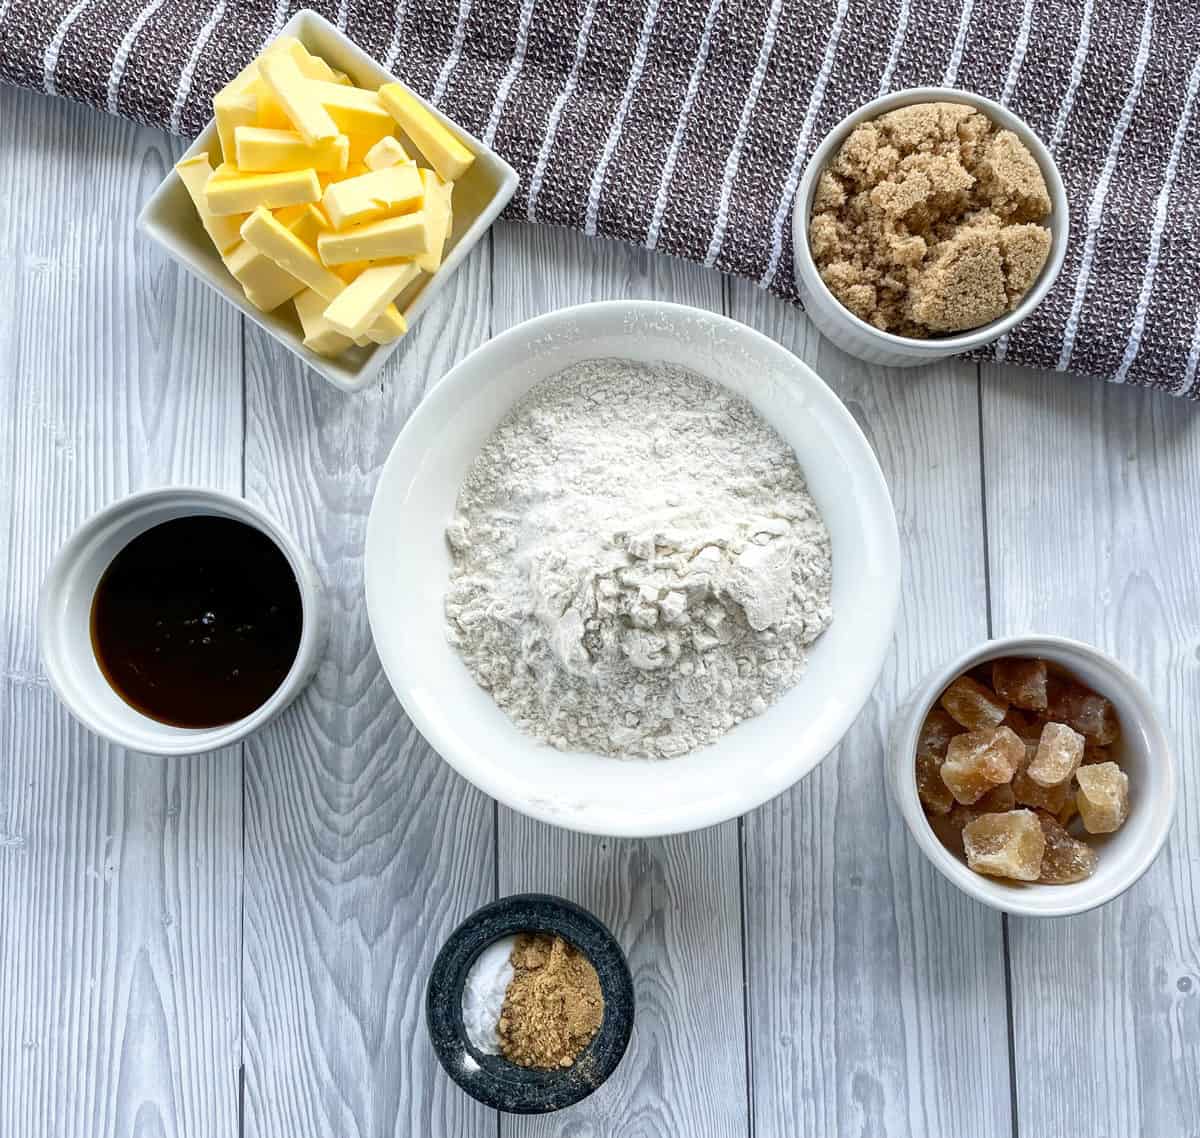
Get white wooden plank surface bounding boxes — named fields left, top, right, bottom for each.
left=3, top=79, right=1200, bottom=1138
left=0, top=89, right=243, bottom=1137
left=239, top=242, right=497, bottom=1137
left=492, top=226, right=751, bottom=1138
left=982, top=365, right=1200, bottom=1138
left=728, top=284, right=1015, bottom=1138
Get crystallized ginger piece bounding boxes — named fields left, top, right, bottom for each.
left=928, top=803, right=975, bottom=857
left=1000, top=706, right=1042, bottom=742
left=1075, top=762, right=1129, bottom=834
left=1036, top=812, right=1098, bottom=884
left=991, top=657, right=1048, bottom=711
left=917, top=707, right=962, bottom=759
left=1081, top=744, right=1113, bottom=766
left=940, top=674, right=1009, bottom=730
left=963, top=809, right=1045, bottom=881
left=1012, top=749, right=1072, bottom=814
left=941, top=726, right=1024, bottom=804
left=1046, top=679, right=1121, bottom=745
left=976, top=783, right=1016, bottom=813
left=916, top=751, right=954, bottom=815
left=1027, top=721, right=1085, bottom=787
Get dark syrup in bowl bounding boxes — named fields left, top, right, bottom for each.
left=90, top=515, right=303, bottom=728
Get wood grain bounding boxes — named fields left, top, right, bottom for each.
left=239, top=237, right=497, bottom=1138
left=728, top=283, right=1015, bottom=1138
left=982, top=365, right=1200, bottom=1138
left=491, top=225, right=751, bottom=1138
left=0, top=89, right=243, bottom=1138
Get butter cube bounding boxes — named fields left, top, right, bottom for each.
left=361, top=303, right=408, bottom=344
left=223, top=241, right=305, bottom=311
left=317, top=213, right=430, bottom=265
left=274, top=37, right=343, bottom=84
left=323, top=262, right=422, bottom=339
left=321, top=163, right=423, bottom=230
left=363, top=135, right=410, bottom=171
left=259, top=53, right=340, bottom=145
left=240, top=207, right=345, bottom=300
left=284, top=203, right=330, bottom=248
left=235, top=126, right=348, bottom=173
left=414, top=169, right=453, bottom=273
left=293, top=287, right=406, bottom=355
left=333, top=260, right=371, bottom=282
left=252, top=83, right=294, bottom=130
left=175, top=154, right=244, bottom=253
left=305, top=80, right=394, bottom=137
left=214, top=90, right=258, bottom=165
left=205, top=166, right=321, bottom=215
left=379, top=83, right=475, bottom=181
left=293, top=288, right=356, bottom=357
left=318, top=164, right=366, bottom=191
left=348, top=127, right=400, bottom=166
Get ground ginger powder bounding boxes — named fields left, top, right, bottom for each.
left=498, top=933, right=604, bottom=1069
left=809, top=101, right=1052, bottom=336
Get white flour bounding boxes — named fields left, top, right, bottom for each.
left=443, top=360, right=833, bottom=759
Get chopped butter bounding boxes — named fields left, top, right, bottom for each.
left=322, top=261, right=422, bottom=339
left=320, top=163, right=423, bottom=230
left=235, top=126, right=348, bottom=173
left=240, top=206, right=345, bottom=300
left=175, top=154, right=244, bottom=254
left=378, top=83, right=475, bottom=181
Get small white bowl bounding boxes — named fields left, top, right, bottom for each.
left=791, top=87, right=1069, bottom=368
left=890, top=636, right=1176, bottom=917
left=39, top=488, right=325, bottom=755
left=365, top=300, right=901, bottom=837
left=138, top=9, right=519, bottom=394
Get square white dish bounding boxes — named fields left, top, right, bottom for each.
left=137, top=8, right=519, bottom=393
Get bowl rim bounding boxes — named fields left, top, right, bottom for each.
left=365, top=298, right=901, bottom=836
left=38, top=486, right=325, bottom=755
left=890, top=634, right=1177, bottom=917
left=136, top=7, right=519, bottom=394
left=791, top=85, right=1070, bottom=354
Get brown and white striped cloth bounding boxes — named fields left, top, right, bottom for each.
left=2, top=0, right=1199, bottom=394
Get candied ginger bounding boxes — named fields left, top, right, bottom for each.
left=941, top=726, right=1024, bottom=804
left=941, top=675, right=1009, bottom=731
left=992, top=657, right=1048, bottom=711
left=1075, top=762, right=1129, bottom=834
left=1012, top=754, right=1072, bottom=814
left=928, top=804, right=974, bottom=857
left=1046, top=679, right=1120, bottom=745
left=963, top=809, right=1045, bottom=881
left=976, top=783, right=1016, bottom=813
left=1037, top=813, right=1098, bottom=884
left=917, top=707, right=962, bottom=760
left=916, top=751, right=954, bottom=815
left=1000, top=706, right=1042, bottom=742
left=1027, top=722, right=1085, bottom=787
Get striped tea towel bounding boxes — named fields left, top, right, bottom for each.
left=3, top=0, right=1199, bottom=396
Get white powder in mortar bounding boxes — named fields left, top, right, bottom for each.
left=462, top=935, right=517, bottom=1054
left=443, top=359, right=833, bottom=759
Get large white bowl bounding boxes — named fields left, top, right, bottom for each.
left=365, top=301, right=900, bottom=836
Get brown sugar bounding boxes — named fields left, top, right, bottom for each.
left=809, top=102, right=1052, bottom=336
left=498, top=933, right=604, bottom=1069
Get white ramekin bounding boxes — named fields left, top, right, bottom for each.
left=791, top=87, right=1069, bottom=368
left=889, top=636, right=1176, bottom=917
left=39, top=488, right=325, bottom=755
left=137, top=9, right=518, bottom=394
